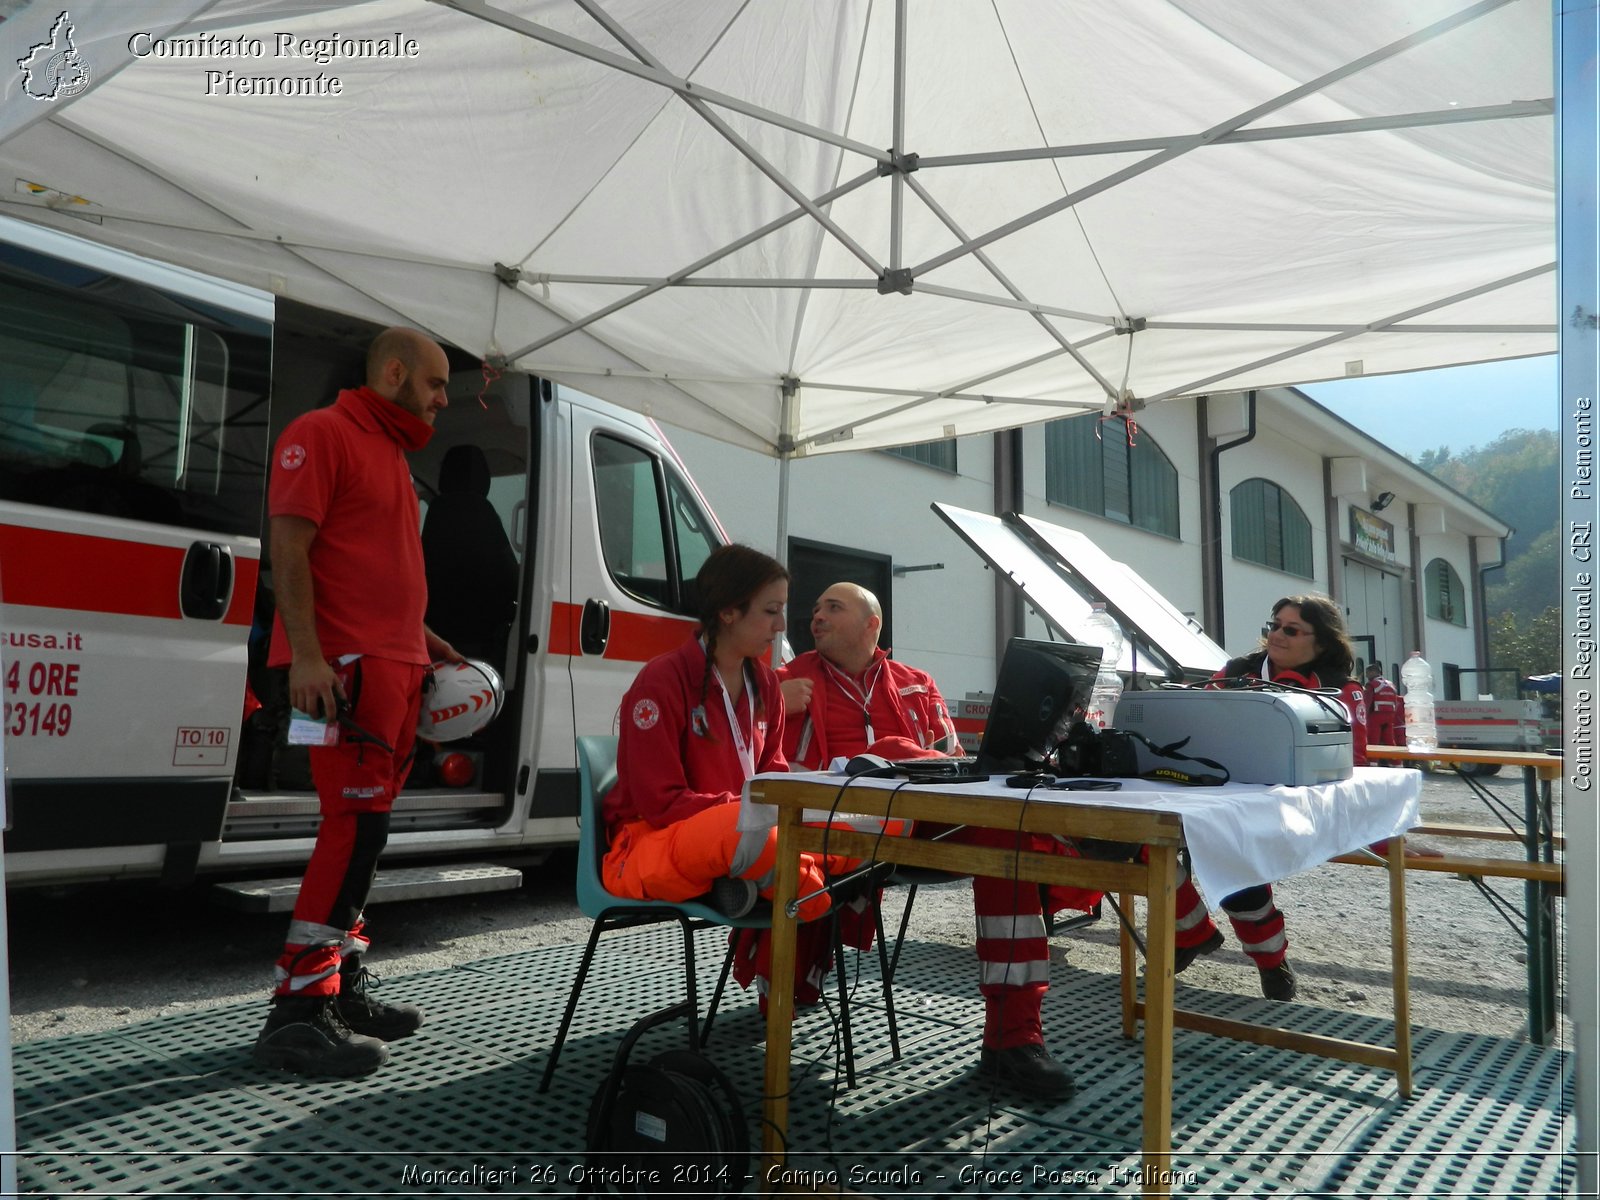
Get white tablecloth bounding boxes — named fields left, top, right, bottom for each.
left=745, top=766, right=1422, bottom=907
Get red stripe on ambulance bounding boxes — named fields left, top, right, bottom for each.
left=0, top=524, right=256, bottom=625
left=549, top=602, right=696, bottom=662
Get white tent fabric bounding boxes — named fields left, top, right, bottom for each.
left=0, top=0, right=1554, bottom=457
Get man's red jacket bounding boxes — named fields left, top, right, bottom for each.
left=777, top=648, right=957, bottom=770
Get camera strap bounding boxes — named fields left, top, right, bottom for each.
left=1122, top=730, right=1230, bottom=787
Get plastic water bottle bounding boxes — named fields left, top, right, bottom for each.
left=1400, top=651, right=1438, bottom=752
left=1082, top=603, right=1125, bottom=730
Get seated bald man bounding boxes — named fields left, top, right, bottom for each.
left=777, top=582, right=1086, bottom=1102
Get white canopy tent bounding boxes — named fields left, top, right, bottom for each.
left=0, top=0, right=1554, bottom=462
left=0, top=0, right=1584, bottom=1180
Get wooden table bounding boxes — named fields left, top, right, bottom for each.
left=750, top=771, right=1419, bottom=1197
left=1366, top=745, right=1563, bottom=1044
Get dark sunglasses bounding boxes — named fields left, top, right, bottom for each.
left=1263, top=621, right=1314, bottom=638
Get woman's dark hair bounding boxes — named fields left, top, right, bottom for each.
left=693, top=544, right=789, bottom=729
left=693, top=544, right=789, bottom=635
left=1260, top=594, right=1355, bottom=682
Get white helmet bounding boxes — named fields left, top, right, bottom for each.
left=419, top=659, right=504, bottom=742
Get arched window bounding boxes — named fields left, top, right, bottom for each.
left=1230, top=478, right=1313, bottom=577
left=1425, top=558, right=1467, bottom=626
left=1044, top=414, right=1179, bottom=537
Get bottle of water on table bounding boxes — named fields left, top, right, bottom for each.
left=1082, top=602, right=1125, bottom=730
left=1400, top=651, right=1438, bottom=752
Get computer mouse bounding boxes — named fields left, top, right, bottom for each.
left=844, top=753, right=896, bottom=776
left=1006, top=771, right=1054, bottom=788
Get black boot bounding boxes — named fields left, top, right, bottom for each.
left=1259, top=960, right=1299, bottom=1001
left=977, top=1043, right=1076, bottom=1103
left=1173, top=928, right=1225, bottom=974
left=252, top=994, right=389, bottom=1077
left=338, top=958, right=424, bottom=1041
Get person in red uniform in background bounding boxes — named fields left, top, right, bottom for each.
left=604, top=545, right=844, bottom=967
left=1365, top=662, right=1405, bottom=747
left=776, top=582, right=1083, bottom=1102
left=253, top=328, right=462, bottom=1078
left=1172, top=594, right=1368, bottom=1002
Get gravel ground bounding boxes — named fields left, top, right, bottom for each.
left=4, top=770, right=1569, bottom=1049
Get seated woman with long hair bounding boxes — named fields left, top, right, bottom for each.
left=1174, top=594, right=1370, bottom=1001
left=603, top=543, right=846, bottom=936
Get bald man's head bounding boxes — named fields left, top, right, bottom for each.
left=366, top=327, right=450, bottom=426
left=810, top=582, right=882, bottom=673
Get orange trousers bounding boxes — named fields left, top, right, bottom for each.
left=603, top=802, right=865, bottom=920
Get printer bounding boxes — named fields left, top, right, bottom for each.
left=1112, top=687, right=1353, bottom=786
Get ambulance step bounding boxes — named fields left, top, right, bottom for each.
left=211, top=862, right=523, bottom=913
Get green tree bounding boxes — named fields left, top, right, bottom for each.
left=1487, top=606, right=1560, bottom=680
left=1425, top=428, right=1557, bottom=567
left=1413, top=428, right=1559, bottom=678
left=1415, top=446, right=1452, bottom=472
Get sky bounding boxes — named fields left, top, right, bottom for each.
left=1299, top=356, right=1559, bottom=462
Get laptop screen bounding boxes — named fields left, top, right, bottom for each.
left=975, top=637, right=1104, bottom=773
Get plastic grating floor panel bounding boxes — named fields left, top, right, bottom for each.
left=11, top=931, right=1575, bottom=1197
left=1315, top=1032, right=1577, bottom=1198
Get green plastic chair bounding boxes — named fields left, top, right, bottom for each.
left=539, top=735, right=902, bottom=1093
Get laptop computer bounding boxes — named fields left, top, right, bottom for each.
left=895, top=637, right=1104, bottom=781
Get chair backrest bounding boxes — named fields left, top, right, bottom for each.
left=574, top=735, right=621, bottom=917
left=572, top=732, right=768, bottom=928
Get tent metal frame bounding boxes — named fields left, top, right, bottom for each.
left=433, top=0, right=1550, bottom=460
left=2, top=0, right=1552, bottom=460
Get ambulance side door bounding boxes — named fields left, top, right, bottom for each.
left=563, top=405, right=719, bottom=744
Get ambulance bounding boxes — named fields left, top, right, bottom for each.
left=0, top=216, right=722, bottom=890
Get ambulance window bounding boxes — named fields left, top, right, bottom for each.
left=666, top=470, right=717, bottom=587
left=592, top=435, right=672, bottom=607
left=0, top=250, right=270, bottom=537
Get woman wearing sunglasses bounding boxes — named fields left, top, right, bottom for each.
left=1170, top=594, right=1369, bottom=1001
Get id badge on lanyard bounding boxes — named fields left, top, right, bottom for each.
left=824, top=658, right=881, bottom=745
left=713, top=664, right=757, bottom=781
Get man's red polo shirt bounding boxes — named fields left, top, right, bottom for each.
left=267, top=387, right=431, bottom=666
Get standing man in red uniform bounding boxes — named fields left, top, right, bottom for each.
left=1365, top=662, right=1404, bottom=747
left=252, top=327, right=461, bottom=1078
left=778, top=583, right=1080, bottom=1102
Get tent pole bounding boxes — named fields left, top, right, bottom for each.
left=775, top=451, right=792, bottom=566
left=917, top=100, right=1551, bottom=168
left=571, top=0, right=882, bottom=277
left=1557, top=0, right=1599, bottom=1182
left=443, top=0, right=890, bottom=165
left=773, top=378, right=799, bottom=667
left=890, top=0, right=907, bottom=271
left=906, top=0, right=1519, bottom=282
left=500, top=167, right=879, bottom=361
left=1150, top=262, right=1555, bottom=401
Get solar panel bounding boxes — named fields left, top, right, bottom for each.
left=933, top=502, right=1227, bottom=680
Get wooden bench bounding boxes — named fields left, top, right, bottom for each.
left=1364, top=747, right=1564, bottom=1044
left=1330, top=845, right=1565, bottom=893
left=1334, top=819, right=1564, bottom=892
left=1412, top=821, right=1565, bottom=849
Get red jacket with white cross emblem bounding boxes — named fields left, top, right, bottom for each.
left=605, top=635, right=787, bottom=833
left=777, top=648, right=958, bottom=771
